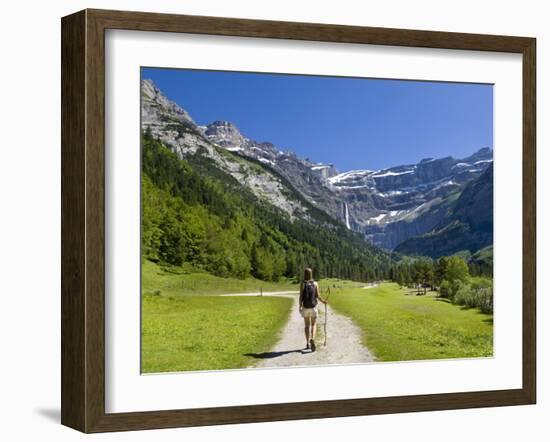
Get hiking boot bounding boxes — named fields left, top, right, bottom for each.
left=310, top=339, right=316, bottom=352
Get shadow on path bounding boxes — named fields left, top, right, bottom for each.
left=245, top=349, right=309, bottom=359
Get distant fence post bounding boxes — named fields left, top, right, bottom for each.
left=260, top=287, right=263, bottom=297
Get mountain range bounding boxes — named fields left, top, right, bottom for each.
left=141, top=78, right=493, bottom=259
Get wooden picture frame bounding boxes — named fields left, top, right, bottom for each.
left=61, top=8, right=536, bottom=433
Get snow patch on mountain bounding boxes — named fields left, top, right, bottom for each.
left=372, top=169, right=415, bottom=178
left=258, top=157, right=275, bottom=166
left=329, top=170, right=373, bottom=185
left=369, top=213, right=387, bottom=223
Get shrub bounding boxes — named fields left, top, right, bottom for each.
left=453, top=283, right=493, bottom=314
left=470, top=277, right=493, bottom=291
left=439, top=279, right=464, bottom=301
left=477, top=286, right=493, bottom=314
left=449, top=280, right=463, bottom=300
left=439, top=280, right=451, bottom=298
left=454, top=284, right=474, bottom=307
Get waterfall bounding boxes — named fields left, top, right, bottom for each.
left=343, top=202, right=351, bottom=229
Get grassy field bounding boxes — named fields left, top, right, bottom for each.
left=317, top=278, right=367, bottom=291
left=142, top=259, right=299, bottom=297
left=142, top=293, right=293, bottom=373
left=141, top=260, right=300, bottom=373
left=330, top=282, right=493, bottom=361
left=141, top=261, right=493, bottom=371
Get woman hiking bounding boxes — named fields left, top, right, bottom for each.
left=299, top=268, right=327, bottom=352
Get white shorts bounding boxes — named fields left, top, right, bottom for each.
left=301, top=307, right=318, bottom=319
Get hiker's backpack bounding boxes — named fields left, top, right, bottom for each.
left=302, top=280, right=318, bottom=308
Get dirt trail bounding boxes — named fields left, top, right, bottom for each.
left=361, top=283, right=380, bottom=289
left=222, top=292, right=375, bottom=368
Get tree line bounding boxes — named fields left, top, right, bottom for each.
left=389, top=256, right=493, bottom=314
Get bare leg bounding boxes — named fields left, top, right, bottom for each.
left=311, top=318, right=317, bottom=340
left=303, top=317, right=310, bottom=347
left=309, top=317, right=318, bottom=351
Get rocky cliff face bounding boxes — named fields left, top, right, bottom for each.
left=141, top=79, right=210, bottom=157
left=394, top=164, right=493, bottom=258
left=203, top=120, right=249, bottom=148
left=327, top=148, right=492, bottom=249
left=310, top=164, right=338, bottom=181
left=141, top=78, right=493, bottom=254
left=175, top=102, right=348, bottom=223
left=141, top=79, right=310, bottom=220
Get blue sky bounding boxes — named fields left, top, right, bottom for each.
left=142, top=67, right=493, bottom=171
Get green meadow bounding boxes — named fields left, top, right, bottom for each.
left=142, top=294, right=293, bottom=373
left=141, top=260, right=298, bottom=373
left=142, top=262, right=493, bottom=373
left=329, top=282, right=493, bottom=361
left=142, top=259, right=298, bottom=298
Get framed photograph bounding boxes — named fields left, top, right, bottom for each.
left=61, top=9, right=536, bottom=433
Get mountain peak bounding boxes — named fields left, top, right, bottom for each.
left=462, top=146, right=493, bottom=164
left=477, top=147, right=492, bottom=154
left=141, top=78, right=195, bottom=126
left=205, top=120, right=247, bottom=148
left=208, top=120, right=238, bottom=129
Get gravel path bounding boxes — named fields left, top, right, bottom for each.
left=361, top=283, right=380, bottom=290
left=222, top=292, right=376, bottom=368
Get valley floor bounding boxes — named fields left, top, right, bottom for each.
left=222, top=292, right=376, bottom=369
left=330, top=283, right=493, bottom=361
left=141, top=263, right=493, bottom=373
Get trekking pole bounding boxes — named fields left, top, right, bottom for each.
left=324, top=287, right=331, bottom=346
